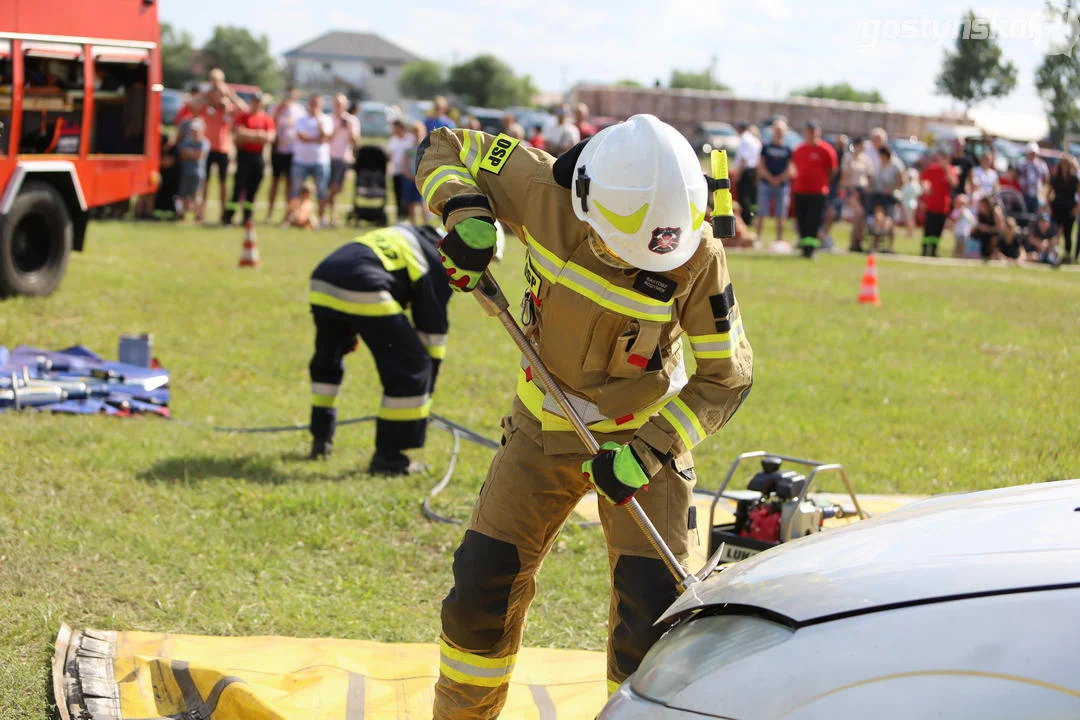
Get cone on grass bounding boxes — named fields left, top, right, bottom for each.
left=239, top=220, right=259, bottom=268
left=858, top=253, right=880, bottom=305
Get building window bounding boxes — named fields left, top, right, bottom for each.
left=372, top=66, right=386, bottom=77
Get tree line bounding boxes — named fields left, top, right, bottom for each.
left=161, top=23, right=281, bottom=94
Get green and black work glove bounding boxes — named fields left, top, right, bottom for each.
left=582, top=442, right=651, bottom=505
left=438, top=217, right=498, bottom=291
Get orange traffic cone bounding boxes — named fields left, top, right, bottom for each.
left=238, top=220, right=259, bottom=268
left=858, top=253, right=880, bottom=305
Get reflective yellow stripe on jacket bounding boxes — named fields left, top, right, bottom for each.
left=309, top=279, right=403, bottom=316
left=439, top=639, right=515, bottom=688
left=458, top=130, right=486, bottom=178
left=659, top=396, right=706, bottom=449
left=688, top=316, right=745, bottom=359
left=421, top=165, right=478, bottom=207
left=524, top=231, right=673, bottom=323
left=516, top=368, right=676, bottom=434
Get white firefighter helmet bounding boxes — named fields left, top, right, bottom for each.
left=571, top=114, right=708, bottom=272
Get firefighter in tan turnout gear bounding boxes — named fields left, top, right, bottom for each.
left=416, top=114, right=754, bottom=719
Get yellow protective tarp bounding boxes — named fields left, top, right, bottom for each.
left=58, top=495, right=921, bottom=720
left=59, top=626, right=607, bottom=720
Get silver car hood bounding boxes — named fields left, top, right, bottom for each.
left=662, top=480, right=1080, bottom=625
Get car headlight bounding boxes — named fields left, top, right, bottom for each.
left=631, top=615, right=794, bottom=703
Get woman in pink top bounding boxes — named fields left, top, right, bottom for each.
left=326, top=94, right=361, bottom=227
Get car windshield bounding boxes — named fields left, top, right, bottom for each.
left=360, top=110, right=390, bottom=136
left=891, top=140, right=926, bottom=167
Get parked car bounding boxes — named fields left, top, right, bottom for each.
left=505, top=106, right=551, bottom=130
left=466, top=107, right=505, bottom=135
left=160, top=88, right=185, bottom=127
left=600, top=480, right=1080, bottom=719
left=400, top=100, right=433, bottom=126
left=358, top=102, right=392, bottom=137
left=889, top=137, right=928, bottom=169
left=993, top=138, right=1024, bottom=170
left=690, top=121, right=739, bottom=156
left=761, top=123, right=804, bottom=150
left=1038, top=147, right=1068, bottom=170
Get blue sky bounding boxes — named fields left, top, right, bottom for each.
left=162, top=0, right=1049, bottom=117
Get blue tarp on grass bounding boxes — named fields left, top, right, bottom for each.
left=0, top=345, right=169, bottom=417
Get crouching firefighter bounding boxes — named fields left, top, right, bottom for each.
left=417, top=114, right=754, bottom=718
left=308, top=223, right=451, bottom=475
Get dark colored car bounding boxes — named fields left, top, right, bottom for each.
left=466, top=107, right=505, bottom=136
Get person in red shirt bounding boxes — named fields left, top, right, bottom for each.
left=575, top=102, right=597, bottom=139
left=919, top=147, right=957, bottom=257
left=198, top=73, right=250, bottom=224
left=790, top=121, right=838, bottom=258
left=528, top=124, right=546, bottom=152
left=224, top=92, right=275, bottom=226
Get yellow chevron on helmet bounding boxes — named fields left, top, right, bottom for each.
left=571, top=114, right=707, bottom=272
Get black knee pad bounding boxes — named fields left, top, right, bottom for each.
left=442, top=530, right=521, bottom=649
left=611, top=555, right=681, bottom=677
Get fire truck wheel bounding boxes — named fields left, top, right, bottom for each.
left=0, top=182, right=73, bottom=297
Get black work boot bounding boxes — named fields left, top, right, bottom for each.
left=367, top=450, right=426, bottom=476
left=310, top=438, right=333, bottom=460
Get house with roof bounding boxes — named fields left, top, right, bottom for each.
left=283, top=31, right=422, bottom=103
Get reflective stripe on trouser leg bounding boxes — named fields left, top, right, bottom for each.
left=354, top=313, right=434, bottom=453
left=434, top=416, right=591, bottom=720
left=309, top=308, right=357, bottom=442
left=597, top=458, right=694, bottom=685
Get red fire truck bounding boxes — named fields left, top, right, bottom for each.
left=0, top=0, right=160, bottom=296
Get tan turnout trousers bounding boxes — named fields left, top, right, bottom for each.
left=434, top=408, right=695, bottom=719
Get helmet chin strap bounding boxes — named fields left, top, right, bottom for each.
left=587, top=229, right=636, bottom=270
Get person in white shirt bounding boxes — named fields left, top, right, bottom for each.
left=386, top=117, right=413, bottom=222
left=290, top=94, right=334, bottom=223
left=326, top=93, right=361, bottom=227
left=544, top=105, right=581, bottom=156
left=267, top=87, right=306, bottom=222
left=864, top=127, right=888, bottom=175
left=734, top=122, right=762, bottom=225
left=971, top=152, right=999, bottom=201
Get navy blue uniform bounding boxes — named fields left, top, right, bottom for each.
left=309, top=224, right=450, bottom=457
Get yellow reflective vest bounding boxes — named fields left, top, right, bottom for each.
left=417, top=128, right=754, bottom=463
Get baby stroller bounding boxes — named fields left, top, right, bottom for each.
left=347, top=145, right=389, bottom=227
left=997, top=187, right=1036, bottom=242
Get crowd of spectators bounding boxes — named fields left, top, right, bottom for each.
left=148, top=76, right=1080, bottom=266
left=158, top=70, right=365, bottom=229
left=723, top=117, right=1078, bottom=266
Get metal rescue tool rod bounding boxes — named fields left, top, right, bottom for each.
left=474, top=270, right=694, bottom=588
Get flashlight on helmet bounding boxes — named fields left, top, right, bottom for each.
left=708, top=149, right=736, bottom=239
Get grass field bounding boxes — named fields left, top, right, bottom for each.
left=1, top=218, right=1078, bottom=718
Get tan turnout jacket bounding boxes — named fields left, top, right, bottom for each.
left=417, top=128, right=754, bottom=469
